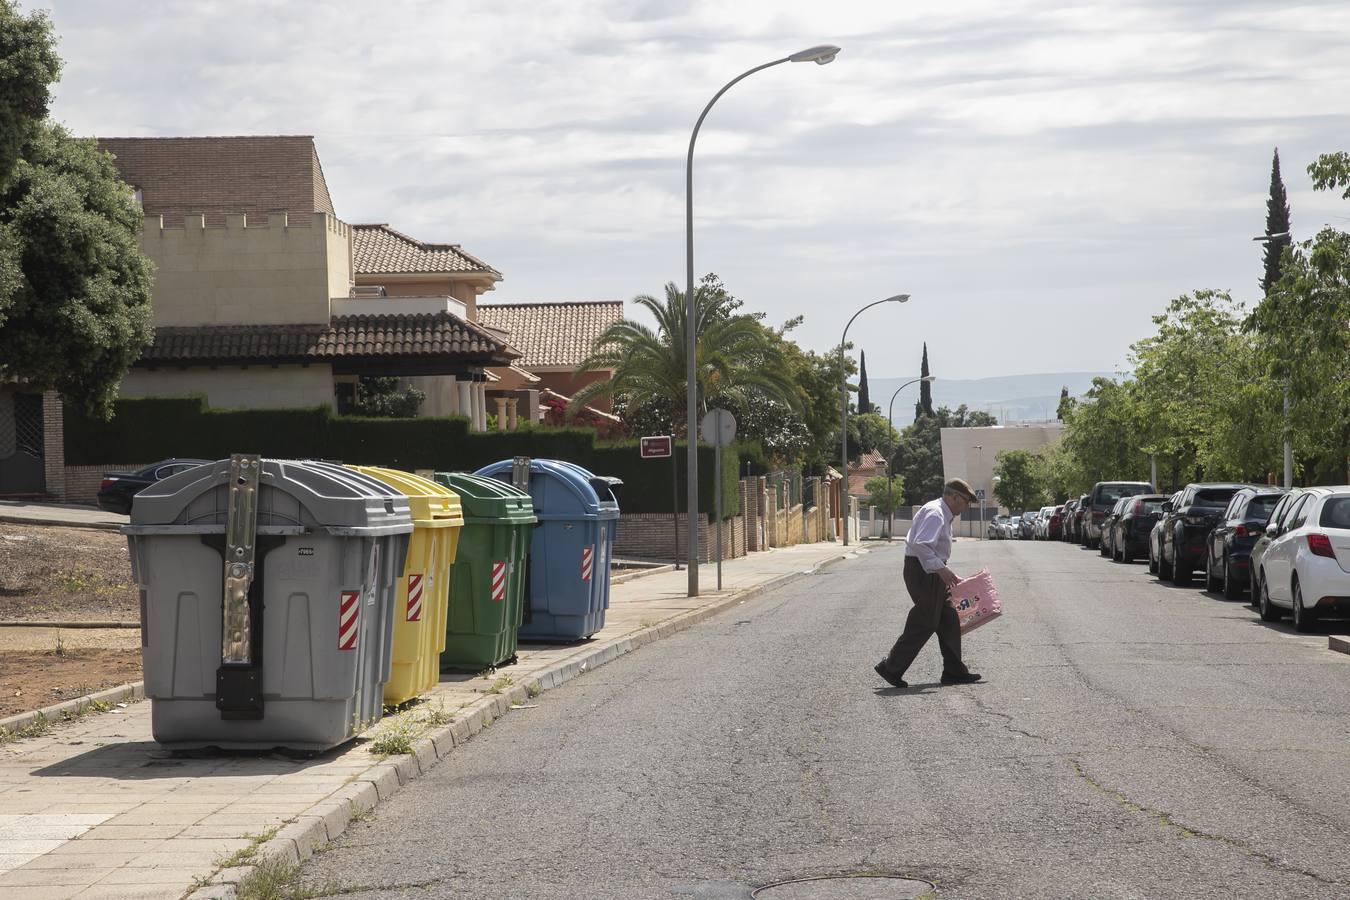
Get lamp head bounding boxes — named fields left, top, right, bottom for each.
left=789, top=44, right=841, bottom=65
left=886, top=293, right=911, bottom=304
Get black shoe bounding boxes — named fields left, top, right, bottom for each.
left=874, top=661, right=908, bottom=689
left=940, top=671, right=982, bottom=685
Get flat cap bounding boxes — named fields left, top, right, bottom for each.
left=945, top=477, right=978, bottom=501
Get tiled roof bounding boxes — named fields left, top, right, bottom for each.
left=477, top=301, right=624, bottom=370
left=97, top=135, right=335, bottom=227
left=135, top=313, right=517, bottom=366
left=352, top=224, right=501, bottom=277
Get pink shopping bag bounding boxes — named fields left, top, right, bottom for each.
left=947, top=568, right=1002, bottom=634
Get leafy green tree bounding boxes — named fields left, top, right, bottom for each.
left=1059, top=377, right=1152, bottom=487
left=864, top=474, right=905, bottom=516
left=857, top=349, right=871, bottom=414
left=351, top=376, right=425, bottom=418
left=1031, top=441, right=1087, bottom=503
left=1056, top=386, right=1073, bottom=421
left=571, top=275, right=799, bottom=436
left=0, top=1, right=58, bottom=184
left=915, top=342, right=934, bottom=420
left=1260, top=148, right=1292, bottom=295
left=849, top=411, right=898, bottom=461
left=993, top=449, right=1045, bottom=512
left=0, top=6, right=153, bottom=417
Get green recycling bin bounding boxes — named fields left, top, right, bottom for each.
left=432, top=471, right=536, bottom=669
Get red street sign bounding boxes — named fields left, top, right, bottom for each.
left=640, top=435, right=672, bottom=459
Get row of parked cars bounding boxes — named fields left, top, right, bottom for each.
left=1059, top=479, right=1350, bottom=632
left=988, top=506, right=1064, bottom=541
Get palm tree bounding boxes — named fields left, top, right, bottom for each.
left=569, top=281, right=800, bottom=435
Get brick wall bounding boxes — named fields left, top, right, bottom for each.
left=64, top=464, right=148, bottom=505
left=41, top=391, right=65, bottom=500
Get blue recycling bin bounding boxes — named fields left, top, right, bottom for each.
left=474, top=459, right=621, bottom=641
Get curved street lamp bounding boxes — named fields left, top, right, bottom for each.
left=684, top=44, right=842, bottom=597
left=840, top=294, right=909, bottom=546
left=884, top=375, right=937, bottom=540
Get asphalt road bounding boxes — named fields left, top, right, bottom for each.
left=296, top=539, right=1350, bottom=899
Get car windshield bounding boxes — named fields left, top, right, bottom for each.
left=1098, top=485, right=1148, bottom=504
left=1247, top=495, right=1283, bottom=521
left=1321, top=498, right=1350, bottom=529
left=1193, top=488, right=1239, bottom=508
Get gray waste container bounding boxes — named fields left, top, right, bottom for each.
left=123, top=455, right=412, bottom=752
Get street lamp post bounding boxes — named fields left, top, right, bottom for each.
left=1252, top=231, right=1294, bottom=488
left=972, top=444, right=984, bottom=539
left=684, top=44, right=841, bottom=598
left=885, top=375, right=937, bottom=541
left=840, top=295, right=910, bottom=546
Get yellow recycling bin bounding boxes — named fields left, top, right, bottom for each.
left=349, top=466, right=463, bottom=704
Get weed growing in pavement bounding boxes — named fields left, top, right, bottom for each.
left=215, top=827, right=279, bottom=870
left=235, top=856, right=325, bottom=900
left=525, top=681, right=541, bottom=699
left=423, top=701, right=452, bottom=726
left=368, top=719, right=416, bottom=757
left=0, top=711, right=52, bottom=744
left=485, top=675, right=513, bottom=695
left=349, top=806, right=375, bottom=823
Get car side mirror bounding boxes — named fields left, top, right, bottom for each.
left=1161, top=502, right=1172, bottom=512
left=1266, top=525, right=1281, bottom=538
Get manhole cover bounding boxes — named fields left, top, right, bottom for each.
left=753, top=874, right=935, bottom=899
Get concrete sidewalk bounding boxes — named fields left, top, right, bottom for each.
left=0, top=540, right=884, bottom=899
left=0, top=500, right=126, bottom=531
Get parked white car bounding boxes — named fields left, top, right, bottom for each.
left=1255, top=487, right=1350, bottom=631
left=1035, top=506, right=1057, bottom=539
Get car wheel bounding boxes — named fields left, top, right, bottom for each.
left=1120, top=540, right=1132, bottom=564
left=1292, top=580, right=1317, bottom=633
left=1148, top=544, right=1158, bottom=574
left=1205, top=551, right=1223, bottom=593
left=1222, top=557, right=1240, bottom=601
left=1258, top=574, right=1283, bottom=622
left=1158, top=545, right=1174, bottom=580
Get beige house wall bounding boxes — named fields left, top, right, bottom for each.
left=367, top=277, right=482, bottom=320
left=120, top=365, right=335, bottom=410
left=940, top=423, right=1065, bottom=511
left=140, top=211, right=353, bottom=326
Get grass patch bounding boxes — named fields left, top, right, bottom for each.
left=215, top=827, right=278, bottom=870
left=367, top=719, right=417, bottom=757
left=485, top=675, right=513, bottom=695
left=525, top=681, right=541, bottom=699
left=235, top=856, right=324, bottom=900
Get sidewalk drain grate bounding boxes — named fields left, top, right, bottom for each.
left=752, top=874, right=936, bottom=899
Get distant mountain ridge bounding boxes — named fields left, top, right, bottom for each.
left=869, top=371, right=1117, bottom=425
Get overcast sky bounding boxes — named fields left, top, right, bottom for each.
left=34, top=0, right=1350, bottom=380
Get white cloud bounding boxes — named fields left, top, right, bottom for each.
left=32, top=0, right=1350, bottom=379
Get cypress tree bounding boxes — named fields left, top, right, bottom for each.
left=857, top=349, right=871, bottom=414
left=914, top=343, right=934, bottom=420
left=1261, top=148, right=1292, bottom=296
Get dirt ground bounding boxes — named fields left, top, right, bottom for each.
left=0, top=523, right=139, bottom=622
left=0, top=648, right=143, bottom=718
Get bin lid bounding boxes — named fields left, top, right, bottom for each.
left=126, top=458, right=413, bottom=536
left=432, top=472, right=537, bottom=525
left=473, top=459, right=621, bottom=522
left=348, top=465, right=464, bottom=529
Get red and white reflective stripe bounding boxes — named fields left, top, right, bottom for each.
left=581, top=546, right=594, bottom=582
left=490, top=561, right=506, bottom=602
left=406, top=573, right=424, bottom=622
left=338, top=591, right=360, bottom=650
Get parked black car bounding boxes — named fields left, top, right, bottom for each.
left=1111, top=494, right=1168, bottom=563
left=1083, top=481, right=1155, bottom=549
left=1203, top=487, right=1288, bottom=599
left=1155, top=482, right=1251, bottom=585
left=1098, top=497, right=1132, bottom=558
left=96, top=459, right=211, bottom=514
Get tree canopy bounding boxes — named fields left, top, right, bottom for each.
left=0, top=4, right=154, bottom=416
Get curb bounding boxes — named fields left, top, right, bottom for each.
left=0, top=620, right=140, bottom=629
left=610, top=563, right=676, bottom=585
left=0, top=681, right=145, bottom=738
left=202, top=545, right=869, bottom=899
left=0, top=514, right=123, bottom=532
left=1330, top=636, right=1350, bottom=656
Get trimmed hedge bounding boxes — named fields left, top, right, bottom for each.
left=65, top=398, right=743, bottom=517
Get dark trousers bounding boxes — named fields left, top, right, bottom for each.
left=883, top=556, right=968, bottom=677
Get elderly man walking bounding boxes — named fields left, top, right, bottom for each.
left=874, top=478, right=983, bottom=689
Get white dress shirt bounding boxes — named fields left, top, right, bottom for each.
left=905, top=496, right=955, bottom=573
